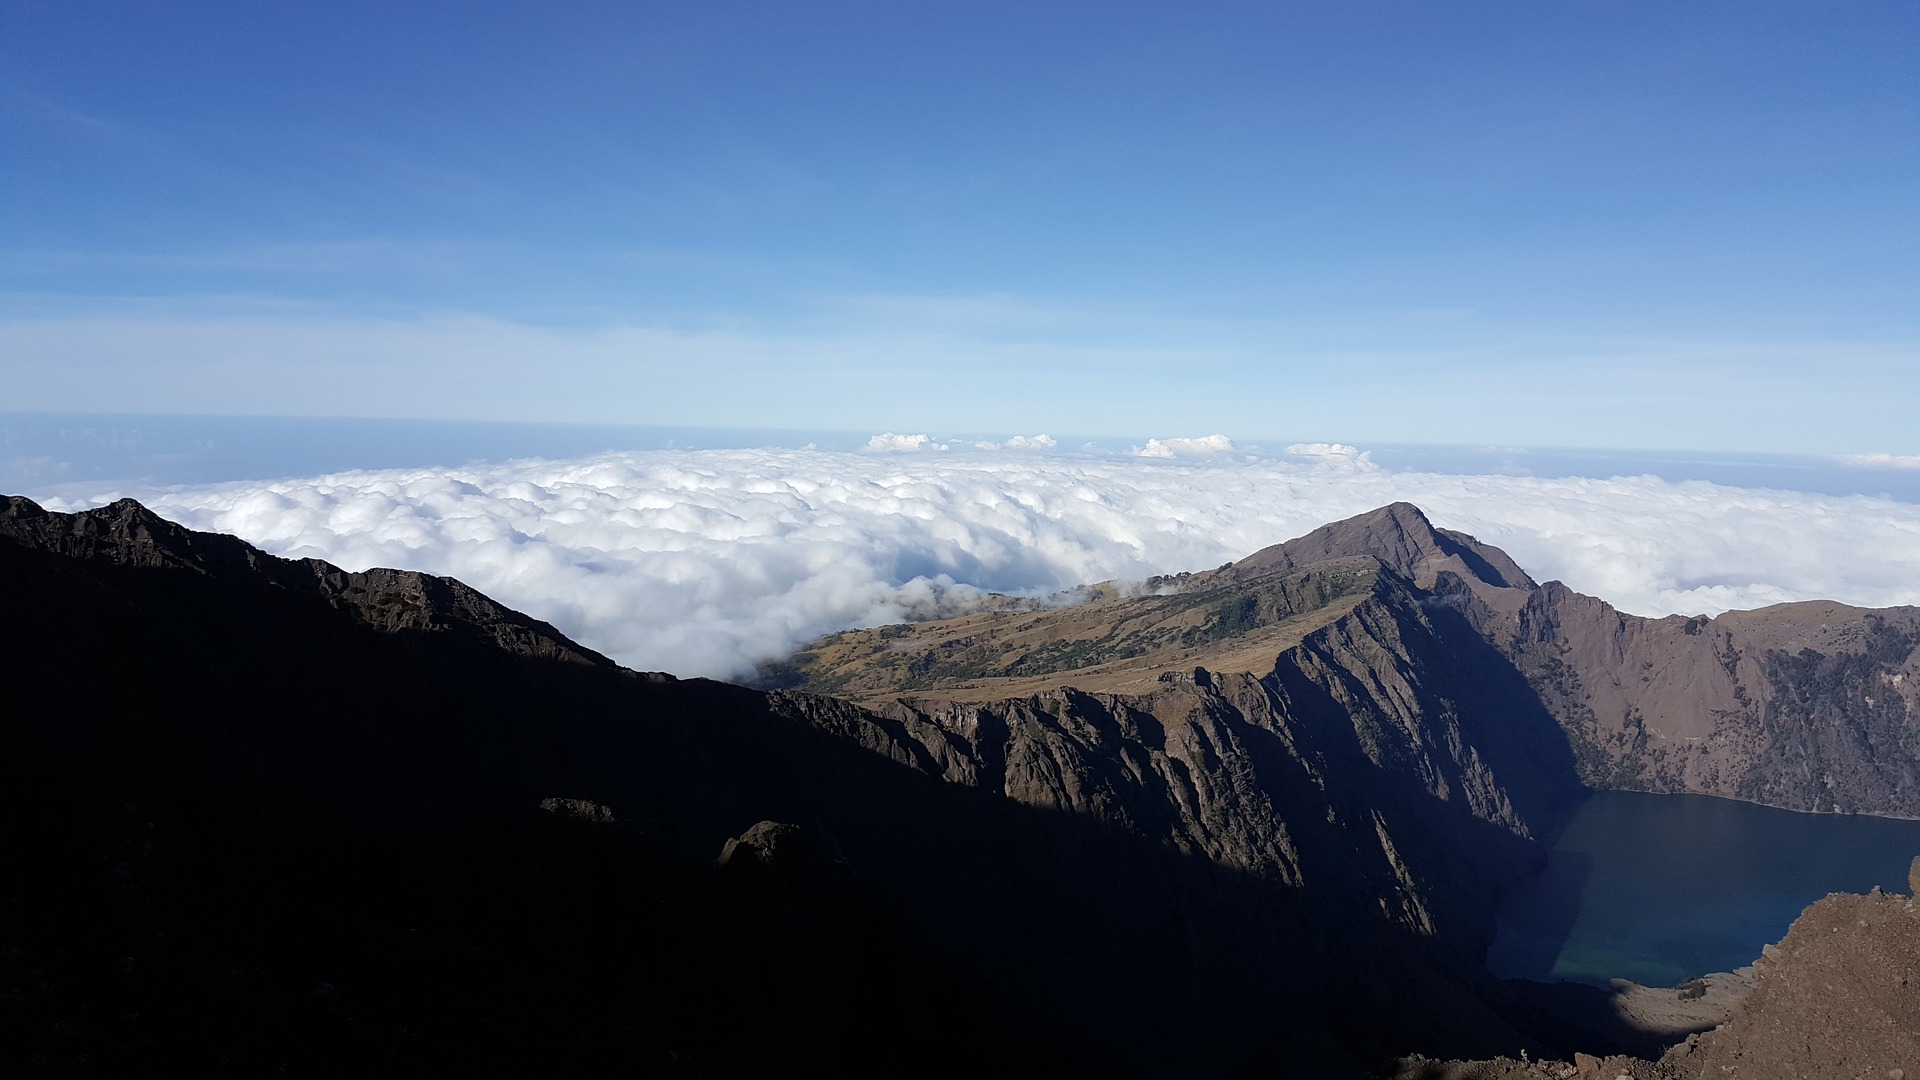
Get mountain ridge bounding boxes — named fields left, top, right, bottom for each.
left=8, top=493, right=1915, bottom=1075
left=778, top=500, right=1920, bottom=819
left=1229, top=500, right=1536, bottom=595
left=0, top=493, right=1579, bottom=1074
left=2, top=493, right=613, bottom=667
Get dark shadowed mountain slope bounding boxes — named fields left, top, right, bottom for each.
left=1, top=496, right=1588, bottom=1076
left=16, top=496, right=1910, bottom=1075
left=1, top=494, right=608, bottom=665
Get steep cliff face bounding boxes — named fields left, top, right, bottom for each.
left=1504, top=579, right=1920, bottom=815
left=0, top=495, right=1561, bottom=1075
left=785, top=499, right=1920, bottom=819
left=780, top=564, right=1585, bottom=958
left=1226, top=501, right=1920, bottom=818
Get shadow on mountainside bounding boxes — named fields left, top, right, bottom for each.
left=4, top=495, right=1748, bottom=1075
left=1481, top=851, right=1595, bottom=983
left=1251, top=570, right=1592, bottom=956
left=1, top=521, right=1570, bottom=1077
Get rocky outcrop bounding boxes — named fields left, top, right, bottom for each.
left=0, top=494, right=610, bottom=667
left=1667, top=888, right=1920, bottom=1077
left=538, top=796, right=618, bottom=823
left=1229, top=500, right=1536, bottom=595
left=1395, top=885, right=1920, bottom=1080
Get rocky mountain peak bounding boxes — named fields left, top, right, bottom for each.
left=2, top=493, right=247, bottom=573
left=1232, top=502, right=1536, bottom=593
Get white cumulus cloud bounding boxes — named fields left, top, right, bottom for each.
left=863, top=432, right=947, bottom=453
left=1002, top=434, right=1057, bottom=450
left=1137, top=434, right=1235, bottom=458
left=50, top=447, right=1920, bottom=683
left=969, top=434, right=1057, bottom=451
left=1284, top=442, right=1381, bottom=472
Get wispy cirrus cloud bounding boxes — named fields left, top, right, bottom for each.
left=2, top=301, right=1916, bottom=454
left=1835, top=453, right=1920, bottom=470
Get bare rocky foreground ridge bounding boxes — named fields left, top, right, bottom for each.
left=4, top=494, right=1917, bottom=1076
left=1397, top=883, right=1920, bottom=1079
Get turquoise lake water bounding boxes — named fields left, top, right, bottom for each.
left=1486, top=790, right=1920, bottom=987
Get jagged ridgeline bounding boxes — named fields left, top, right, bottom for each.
left=762, top=500, right=1537, bottom=701
left=0, top=495, right=1569, bottom=1074
left=7, top=494, right=1920, bottom=1077
left=772, top=500, right=1920, bottom=819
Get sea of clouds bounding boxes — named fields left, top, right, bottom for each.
left=47, top=436, right=1920, bottom=682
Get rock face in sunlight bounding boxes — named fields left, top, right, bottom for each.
left=1668, top=889, right=1920, bottom=1077
left=781, top=500, right=1920, bottom=819
left=1512, top=586, right=1920, bottom=814
left=1394, top=889, right=1920, bottom=1080
left=5, top=494, right=1918, bottom=1076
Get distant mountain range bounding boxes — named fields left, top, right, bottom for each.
left=5, top=495, right=1915, bottom=1076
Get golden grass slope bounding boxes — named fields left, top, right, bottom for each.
left=763, top=556, right=1386, bottom=704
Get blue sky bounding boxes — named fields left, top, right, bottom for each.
left=4, top=2, right=1916, bottom=453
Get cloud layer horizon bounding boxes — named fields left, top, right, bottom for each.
left=45, top=444, right=1920, bottom=681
